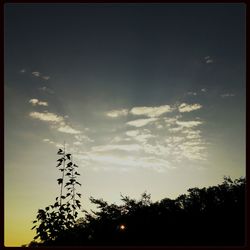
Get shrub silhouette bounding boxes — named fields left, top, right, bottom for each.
left=30, top=176, right=245, bottom=246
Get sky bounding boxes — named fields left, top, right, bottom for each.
left=4, top=3, right=245, bottom=247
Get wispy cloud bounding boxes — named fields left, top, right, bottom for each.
left=156, top=124, right=163, bottom=129
left=92, top=144, right=143, bottom=152
left=44, top=101, right=208, bottom=172
left=29, top=111, right=81, bottom=134
left=201, top=88, right=207, bottom=92
left=127, top=118, right=158, bottom=127
left=204, top=56, right=213, bottom=64
left=178, top=144, right=206, bottom=160
left=106, top=109, right=128, bottom=118
left=70, top=116, right=207, bottom=172
left=164, top=117, right=179, bottom=126
left=182, top=129, right=202, bottom=139
left=130, top=105, right=172, bottom=118
left=30, top=111, right=63, bottom=122
left=42, top=138, right=54, bottom=144
left=29, top=98, right=48, bottom=106
left=165, top=136, right=184, bottom=144
left=126, top=129, right=155, bottom=144
left=32, top=71, right=41, bottom=77
left=106, top=104, right=173, bottom=120
left=77, top=150, right=172, bottom=173
left=42, top=76, right=50, bottom=80
left=32, top=71, right=50, bottom=80
left=74, top=134, right=94, bottom=143
left=110, top=136, right=131, bottom=143
left=126, top=130, right=140, bottom=137
left=221, top=93, right=235, bottom=98
left=176, top=120, right=203, bottom=128
left=168, top=127, right=183, bottom=133
left=73, top=141, right=83, bottom=146
left=20, top=69, right=26, bottom=73
left=178, top=103, right=202, bottom=113
left=57, top=124, right=81, bottom=134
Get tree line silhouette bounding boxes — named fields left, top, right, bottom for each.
left=29, top=180, right=245, bottom=246
left=29, top=149, right=245, bottom=246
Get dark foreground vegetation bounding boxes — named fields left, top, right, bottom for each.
left=29, top=174, right=245, bottom=246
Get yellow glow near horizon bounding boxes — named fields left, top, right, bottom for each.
left=4, top=216, right=35, bottom=247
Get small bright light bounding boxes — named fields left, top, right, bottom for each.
left=120, top=224, right=126, bottom=230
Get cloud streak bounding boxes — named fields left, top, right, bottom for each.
left=106, top=104, right=173, bottom=119
left=221, top=93, right=235, bottom=98
left=92, top=144, right=143, bottom=152
left=204, top=56, right=214, bottom=64
left=30, top=111, right=63, bottom=123
left=178, top=103, right=202, bottom=113
left=32, top=71, right=41, bottom=77
left=29, top=111, right=81, bottom=134
left=57, top=124, right=81, bottom=134
left=127, top=118, right=158, bottom=127
left=176, top=120, right=203, bottom=128
left=106, top=109, right=129, bottom=118
left=130, top=105, right=172, bottom=117
left=29, top=98, right=48, bottom=106
left=32, top=71, right=50, bottom=80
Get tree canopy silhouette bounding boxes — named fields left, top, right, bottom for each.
left=29, top=176, right=245, bottom=246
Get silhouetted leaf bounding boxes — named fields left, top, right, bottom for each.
left=57, top=178, right=63, bottom=185
left=77, top=193, right=81, bottom=198
left=56, top=162, right=62, bottom=167
left=57, top=149, right=63, bottom=155
left=54, top=202, right=59, bottom=207
left=32, top=220, right=37, bottom=223
left=76, top=181, right=81, bottom=186
left=66, top=154, right=71, bottom=160
left=31, top=225, right=36, bottom=230
left=38, top=209, right=45, bottom=214
left=34, top=235, right=39, bottom=240
left=75, top=172, right=80, bottom=176
left=67, top=162, right=73, bottom=167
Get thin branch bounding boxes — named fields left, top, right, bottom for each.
left=59, top=141, right=66, bottom=207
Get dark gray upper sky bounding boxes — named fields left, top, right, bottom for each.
left=5, top=4, right=245, bottom=246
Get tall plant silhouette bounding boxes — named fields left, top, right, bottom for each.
left=31, top=146, right=82, bottom=244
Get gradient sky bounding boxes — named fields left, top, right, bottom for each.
left=4, top=3, right=245, bottom=246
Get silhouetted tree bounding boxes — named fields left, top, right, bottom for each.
left=30, top=147, right=82, bottom=246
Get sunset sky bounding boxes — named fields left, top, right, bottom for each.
left=4, top=3, right=245, bottom=246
